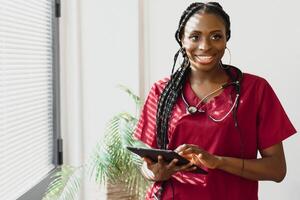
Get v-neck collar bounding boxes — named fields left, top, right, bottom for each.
left=183, top=79, right=233, bottom=111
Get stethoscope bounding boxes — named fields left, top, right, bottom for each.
left=181, top=65, right=243, bottom=124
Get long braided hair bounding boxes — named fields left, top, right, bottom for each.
left=156, top=2, right=232, bottom=149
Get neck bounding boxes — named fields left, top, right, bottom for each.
left=189, top=66, right=228, bottom=85
left=188, top=66, right=230, bottom=101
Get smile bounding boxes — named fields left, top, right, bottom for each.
left=194, top=55, right=214, bottom=64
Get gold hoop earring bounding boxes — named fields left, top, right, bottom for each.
left=222, top=47, right=231, bottom=65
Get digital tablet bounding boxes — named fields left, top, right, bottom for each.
left=127, top=146, right=208, bottom=174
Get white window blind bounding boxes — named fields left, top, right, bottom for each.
left=0, top=0, right=56, bottom=199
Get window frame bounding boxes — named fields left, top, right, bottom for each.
left=15, top=0, right=62, bottom=199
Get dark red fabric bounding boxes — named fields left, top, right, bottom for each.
left=134, top=73, right=296, bottom=200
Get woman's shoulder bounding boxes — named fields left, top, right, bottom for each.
left=240, top=72, right=276, bottom=98
left=153, top=77, right=170, bottom=86
left=149, top=77, right=170, bottom=95
left=242, top=72, right=269, bottom=86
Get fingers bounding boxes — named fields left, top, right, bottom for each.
left=179, top=147, right=203, bottom=157
left=166, top=158, right=178, bottom=169
left=197, top=153, right=204, bottom=159
left=175, top=144, right=201, bottom=154
left=174, top=144, right=188, bottom=153
left=143, top=154, right=199, bottom=178
left=143, top=157, right=152, bottom=164
left=158, top=155, right=195, bottom=173
left=174, top=162, right=195, bottom=172
left=179, top=153, right=194, bottom=162
left=157, top=155, right=166, bottom=165
left=145, top=155, right=168, bottom=169
left=144, top=155, right=172, bottom=169
left=143, top=157, right=157, bottom=169
left=191, top=153, right=204, bottom=166
left=183, top=165, right=198, bottom=172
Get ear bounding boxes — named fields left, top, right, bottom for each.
left=181, top=39, right=188, bottom=49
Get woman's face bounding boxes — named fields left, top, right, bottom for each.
left=181, top=12, right=227, bottom=72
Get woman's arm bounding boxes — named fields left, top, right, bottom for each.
left=217, top=142, right=286, bottom=182
left=177, top=142, right=287, bottom=182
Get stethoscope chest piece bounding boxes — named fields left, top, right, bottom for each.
left=187, top=106, right=198, bottom=114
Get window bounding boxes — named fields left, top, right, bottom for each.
left=0, top=0, right=61, bottom=199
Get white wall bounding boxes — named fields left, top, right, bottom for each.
left=60, top=0, right=139, bottom=199
left=60, top=0, right=299, bottom=199
left=141, top=0, right=300, bottom=199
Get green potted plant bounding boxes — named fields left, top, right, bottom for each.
left=43, top=86, right=150, bottom=200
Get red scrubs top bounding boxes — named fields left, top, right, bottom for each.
left=134, top=73, right=296, bottom=200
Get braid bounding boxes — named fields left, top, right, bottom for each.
left=156, top=63, right=190, bottom=149
left=156, top=2, right=232, bottom=149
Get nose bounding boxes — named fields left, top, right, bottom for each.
left=198, top=38, right=211, bottom=51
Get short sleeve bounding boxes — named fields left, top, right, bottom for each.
left=257, top=80, right=296, bottom=150
left=134, top=80, right=167, bottom=148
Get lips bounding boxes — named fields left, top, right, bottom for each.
left=194, top=55, right=215, bottom=64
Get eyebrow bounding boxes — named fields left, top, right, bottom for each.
left=186, top=30, right=223, bottom=35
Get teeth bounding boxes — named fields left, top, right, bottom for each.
left=197, top=56, right=212, bottom=59
left=195, top=55, right=213, bottom=62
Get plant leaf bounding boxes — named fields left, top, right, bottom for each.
left=44, top=86, right=148, bottom=200
left=117, top=84, right=142, bottom=116
left=42, top=165, right=83, bottom=200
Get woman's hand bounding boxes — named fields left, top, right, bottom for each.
left=143, top=155, right=196, bottom=181
left=175, top=144, right=221, bottom=169
left=174, top=143, right=287, bottom=182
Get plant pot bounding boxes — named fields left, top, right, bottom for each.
left=107, top=182, right=139, bottom=200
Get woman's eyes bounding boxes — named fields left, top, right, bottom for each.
left=189, top=34, right=223, bottom=42
left=211, top=34, right=223, bottom=40
left=189, top=35, right=200, bottom=41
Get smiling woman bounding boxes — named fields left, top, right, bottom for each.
left=133, top=2, right=297, bottom=200
left=182, top=13, right=227, bottom=69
